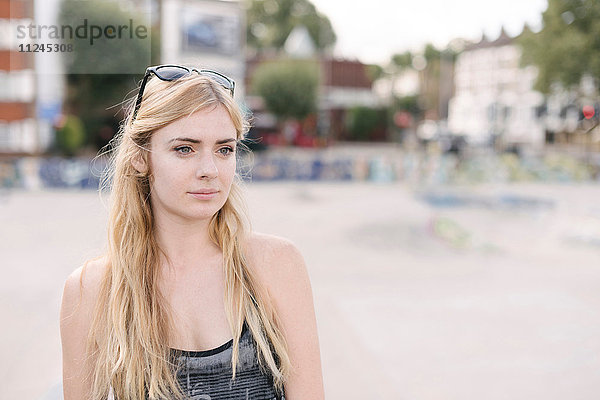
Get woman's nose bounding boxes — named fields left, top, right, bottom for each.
left=195, top=153, right=218, bottom=179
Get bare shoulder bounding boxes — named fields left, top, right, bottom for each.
left=61, top=255, right=108, bottom=316
left=242, top=232, right=306, bottom=283
left=242, top=231, right=313, bottom=317
left=243, top=231, right=300, bottom=256
left=243, top=232, right=325, bottom=398
left=60, top=255, right=109, bottom=346
left=60, top=255, right=110, bottom=399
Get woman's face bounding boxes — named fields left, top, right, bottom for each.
left=145, top=104, right=237, bottom=223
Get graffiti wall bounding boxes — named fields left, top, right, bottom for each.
left=0, top=149, right=598, bottom=190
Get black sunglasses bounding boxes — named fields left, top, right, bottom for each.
left=131, top=64, right=235, bottom=123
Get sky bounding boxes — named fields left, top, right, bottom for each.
left=309, top=0, right=548, bottom=64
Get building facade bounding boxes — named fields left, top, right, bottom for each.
left=448, top=28, right=545, bottom=149
left=0, top=0, right=37, bottom=156
left=319, top=58, right=382, bottom=141
left=161, top=0, right=246, bottom=98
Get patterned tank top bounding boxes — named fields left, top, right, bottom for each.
left=169, top=321, right=285, bottom=400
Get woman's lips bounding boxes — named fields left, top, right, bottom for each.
left=188, top=191, right=219, bottom=200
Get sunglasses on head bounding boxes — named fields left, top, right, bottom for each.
left=131, top=64, right=236, bottom=123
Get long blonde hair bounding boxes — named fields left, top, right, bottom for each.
left=86, top=72, right=291, bottom=399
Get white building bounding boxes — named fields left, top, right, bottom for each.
left=448, top=28, right=545, bottom=149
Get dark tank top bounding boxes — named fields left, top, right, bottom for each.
left=169, top=321, right=285, bottom=400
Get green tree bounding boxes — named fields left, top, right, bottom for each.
left=59, top=0, right=160, bottom=150
left=394, top=95, right=421, bottom=116
left=519, top=0, right=600, bottom=94
left=59, top=0, right=153, bottom=74
left=55, top=115, right=86, bottom=157
left=252, top=59, right=319, bottom=120
left=346, top=106, right=385, bottom=141
left=424, top=43, right=441, bottom=63
left=246, top=0, right=336, bottom=52
left=366, top=64, right=385, bottom=82
left=391, top=51, right=413, bottom=70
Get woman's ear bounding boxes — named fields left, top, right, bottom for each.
left=131, top=153, right=148, bottom=174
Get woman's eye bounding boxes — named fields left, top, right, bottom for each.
left=174, top=146, right=234, bottom=156
left=174, top=146, right=192, bottom=154
left=219, top=147, right=234, bottom=156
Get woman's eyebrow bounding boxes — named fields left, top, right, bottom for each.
left=167, top=137, right=236, bottom=144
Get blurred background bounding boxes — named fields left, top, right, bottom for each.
left=1, top=0, right=600, bottom=399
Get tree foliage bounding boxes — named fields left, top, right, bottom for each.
left=346, top=106, right=385, bottom=141
left=394, top=95, right=421, bottom=115
left=519, top=0, right=600, bottom=94
left=58, top=0, right=160, bottom=150
left=252, top=60, right=319, bottom=120
left=55, top=115, right=86, bottom=157
left=366, top=64, right=385, bottom=82
left=59, top=0, right=154, bottom=74
left=424, top=44, right=441, bottom=63
left=246, top=0, right=336, bottom=52
left=391, top=51, right=413, bottom=69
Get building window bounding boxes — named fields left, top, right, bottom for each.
left=0, top=71, right=7, bottom=101
left=0, top=121, right=10, bottom=150
left=0, top=70, right=34, bottom=102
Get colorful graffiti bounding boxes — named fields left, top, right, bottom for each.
left=0, top=149, right=598, bottom=189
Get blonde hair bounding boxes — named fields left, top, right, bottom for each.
left=86, top=72, right=291, bottom=400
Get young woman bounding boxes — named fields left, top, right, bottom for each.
left=59, top=65, right=325, bottom=400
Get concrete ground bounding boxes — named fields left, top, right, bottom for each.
left=1, top=182, right=599, bottom=399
